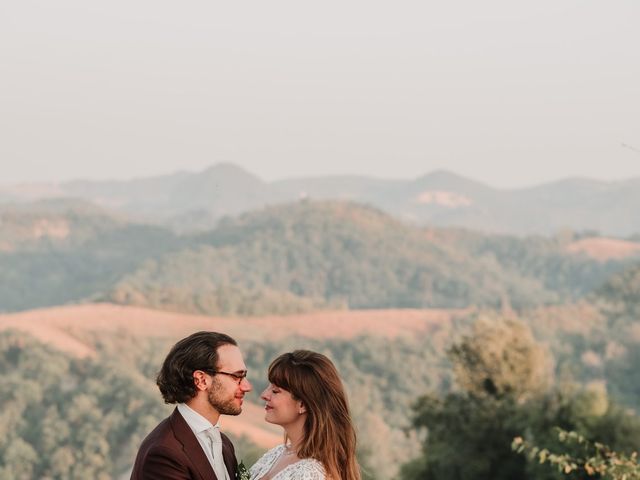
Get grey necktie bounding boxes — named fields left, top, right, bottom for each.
left=206, top=426, right=228, bottom=480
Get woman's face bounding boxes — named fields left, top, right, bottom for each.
left=260, top=383, right=306, bottom=426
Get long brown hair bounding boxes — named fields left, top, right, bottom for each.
left=268, top=350, right=361, bottom=480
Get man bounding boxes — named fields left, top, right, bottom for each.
left=131, top=331, right=252, bottom=480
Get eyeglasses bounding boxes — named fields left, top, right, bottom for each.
left=203, top=369, right=248, bottom=385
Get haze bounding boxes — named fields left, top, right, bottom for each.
left=1, top=1, right=638, bottom=187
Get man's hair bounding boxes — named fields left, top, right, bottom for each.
left=268, top=350, right=361, bottom=480
left=156, top=331, right=237, bottom=404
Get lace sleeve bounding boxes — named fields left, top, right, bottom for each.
left=250, top=450, right=326, bottom=480
left=278, top=459, right=326, bottom=480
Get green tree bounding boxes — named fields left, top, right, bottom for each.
left=401, top=318, right=640, bottom=480
left=448, top=317, right=553, bottom=401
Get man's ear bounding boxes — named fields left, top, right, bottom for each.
left=193, top=370, right=209, bottom=391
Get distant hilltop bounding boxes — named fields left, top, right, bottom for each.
left=1, top=162, right=640, bottom=237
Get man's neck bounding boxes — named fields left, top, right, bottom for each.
left=186, top=397, right=221, bottom=426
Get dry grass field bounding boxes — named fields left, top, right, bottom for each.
left=566, top=237, right=640, bottom=261
left=0, top=303, right=458, bottom=447
left=0, top=303, right=456, bottom=357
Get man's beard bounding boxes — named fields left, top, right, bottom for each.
left=207, top=383, right=242, bottom=416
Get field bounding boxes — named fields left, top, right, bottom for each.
left=0, top=303, right=458, bottom=449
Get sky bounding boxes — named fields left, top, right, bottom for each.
left=1, top=1, right=639, bottom=188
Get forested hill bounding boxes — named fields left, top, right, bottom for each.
left=0, top=200, right=181, bottom=312
left=2, top=192, right=639, bottom=479
left=105, top=201, right=638, bottom=315
left=1, top=199, right=638, bottom=315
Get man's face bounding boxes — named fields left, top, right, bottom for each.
left=207, top=344, right=252, bottom=416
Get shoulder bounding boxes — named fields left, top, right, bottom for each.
left=132, top=414, right=188, bottom=474
left=264, top=444, right=286, bottom=456
left=132, top=436, right=190, bottom=479
left=285, top=458, right=327, bottom=480
left=139, top=416, right=180, bottom=451
left=252, top=444, right=285, bottom=465
left=250, top=445, right=285, bottom=476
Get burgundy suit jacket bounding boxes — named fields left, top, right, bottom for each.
left=131, top=408, right=239, bottom=480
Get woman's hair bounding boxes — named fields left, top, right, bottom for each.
left=156, top=331, right=237, bottom=404
left=268, top=350, right=361, bottom=480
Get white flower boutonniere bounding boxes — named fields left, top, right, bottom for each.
left=237, top=460, right=250, bottom=480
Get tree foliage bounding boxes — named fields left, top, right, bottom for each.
left=401, top=318, right=640, bottom=480
left=449, top=317, right=552, bottom=401
left=513, top=429, right=640, bottom=480
left=106, top=202, right=632, bottom=315
left=0, top=330, right=169, bottom=479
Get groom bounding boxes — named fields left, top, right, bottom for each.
left=131, top=331, right=252, bottom=480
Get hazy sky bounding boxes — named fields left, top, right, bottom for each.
left=1, top=1, right=639, bottom=187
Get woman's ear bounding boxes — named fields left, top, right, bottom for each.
left=298, top=402, right=307, bottom=414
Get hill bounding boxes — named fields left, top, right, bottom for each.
left=1, top=199, right=637, bottom=315
left=0, top=303, right=456, bottom=356
left=565, top=237, right=640, bottom=261
left=105, top=201, right=635, bottom=315
left=0, top=303, right=467, bottom=479
left=2, top=230, right=639, bottom=480
left=2, top=291, right=639, bottom=479
left=0, top=199, right=181, bottom=312
left=3, top=164, right=640, bottom=236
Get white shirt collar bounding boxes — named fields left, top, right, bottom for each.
left=177, top=403, right=219, bottom=436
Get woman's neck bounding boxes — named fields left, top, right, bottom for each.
left=283, top=420, right=305, bottom=451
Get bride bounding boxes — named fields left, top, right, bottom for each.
left=250, top=350, right=361, bottom=480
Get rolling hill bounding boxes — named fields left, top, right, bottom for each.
left=0, top=200, right=181, bottom=312
left=0, top=303, right=467, bottom=479
left=105, top=201, right=638, bottom=315
left=3, top=163, right=640, bottom=236
left=1, top=199, right=639, bottom=315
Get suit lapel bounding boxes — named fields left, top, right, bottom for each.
left=222, top=435, right=238, bottom=480
left=170, top=408, right=217, bottom=480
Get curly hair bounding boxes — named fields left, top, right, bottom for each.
left=156, top=331, right=237, bottom=404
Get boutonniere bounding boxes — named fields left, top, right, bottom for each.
left=237, top=460, right=250, bottom=480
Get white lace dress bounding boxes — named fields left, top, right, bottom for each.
left=250, top=444, right=326, bottom=480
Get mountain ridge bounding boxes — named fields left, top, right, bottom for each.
left=2, top=163, right=640, bottom=236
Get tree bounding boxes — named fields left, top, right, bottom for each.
left=401, top=317, right=640, bottom=480
left=402, top=318, right=550, bottom=480
left=448, top=316, right=553, bottom=401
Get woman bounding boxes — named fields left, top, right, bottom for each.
left=250, top=350, right=361, bottom=480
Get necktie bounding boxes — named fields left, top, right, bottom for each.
left=206, top=426, right=228, bottom=480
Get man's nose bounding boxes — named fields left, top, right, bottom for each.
left=240, top=377, right=252, bottom=392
